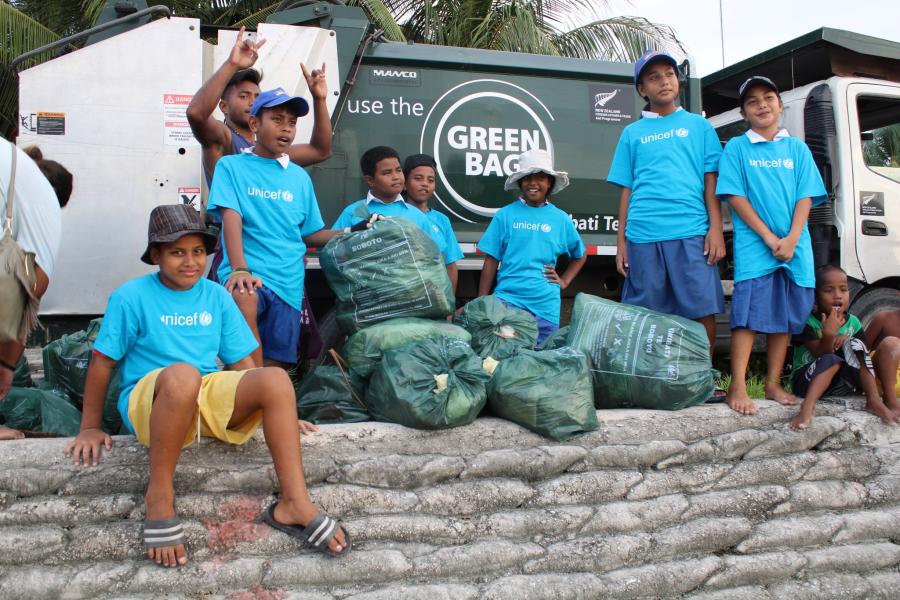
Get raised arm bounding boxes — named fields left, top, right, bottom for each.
left=287, top=64, right=332, bottom=166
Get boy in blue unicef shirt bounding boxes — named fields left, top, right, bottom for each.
left=607, top=50, right=725, bottom=355
left=402, top=153, right=464, bottom=293
left=208, top=88, right=367, bottom=368
left=477, top=149, right=586, bottom=343
left=716, top=76, right=827, bottom=416
left=64, top=205, right=350, bottom=569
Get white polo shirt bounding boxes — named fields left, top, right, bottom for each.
left=0, top=142, right=62, bottom=276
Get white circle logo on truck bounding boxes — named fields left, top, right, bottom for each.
left=420, top=79, right=555, bottom=222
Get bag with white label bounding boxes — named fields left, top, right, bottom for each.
left=454, top=295, right=538, bottom=360
left=320, top=215, right=455, bottom=335
left=566, top=293, right=713, bottom=410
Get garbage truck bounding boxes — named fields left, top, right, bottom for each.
left=11, top=3, right=900, bottom=341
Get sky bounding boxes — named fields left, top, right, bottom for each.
left=602, top=0, right=900, bottom=76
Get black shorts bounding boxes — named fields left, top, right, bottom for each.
left=792, top=353, right=861, bottom=398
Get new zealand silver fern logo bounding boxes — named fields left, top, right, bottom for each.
left=594, top=89, right=620, bottom=108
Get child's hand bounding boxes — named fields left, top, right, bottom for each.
left=763, top=233, right=780, bottom=252
left=704, top=229, right=726, bottom=265
left=616, top=239, right=628, bottom=277
left=832, top=334, right=849, bottom=352
left=226, top=271, right=263, bottom=295
left=822, top=306, right=843, bottom=338
left=298, top=419, right=319, bottom=435
left=301, top=63, right=328, bottom=100
left=228, top=26, right=266, bottom=70
left=64, top=428, right=112, bottom=467
left=544, top=265, right=568, bottom=289
left=773, top=236, right=798, bottom=262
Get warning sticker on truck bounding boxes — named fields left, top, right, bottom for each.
left=18, top=112, right=65, bottom=135
left=860, top=191, right=885, bottom=216
left=163, top=94, right=199, bottom=146
left=588, top=85, right=635, bottom=124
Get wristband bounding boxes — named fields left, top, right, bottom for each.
left=229, top=268, right=251, bottom=277
left=0, top=358, right=17, bottom=372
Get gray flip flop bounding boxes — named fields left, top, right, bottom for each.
left=262, top=503, right=351, bottom=557
left=143, top=517, right=185, bottom=550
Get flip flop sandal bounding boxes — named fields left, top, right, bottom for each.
left=262, top=503, right=352, bottom=557
left=706, top=386, right=728, bottom=403
left=143, top=517, right=186, bottom=550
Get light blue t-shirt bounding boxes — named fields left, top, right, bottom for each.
left=207, top=153, right=325, bottom=311
left=94, top=274, right=258, bottom=434
left=716, top=130, right=827, bottom=287
left=424, top=209, right=464, bottom=264
left=477, top=200, right=586, bottom=325
left=607, top=108, right=722, bottom=243
left=333, top=195, right=454, bottom=264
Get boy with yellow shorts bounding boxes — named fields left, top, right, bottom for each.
left=65, top=205, right=350, bottom=568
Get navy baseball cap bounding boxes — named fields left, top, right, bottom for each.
left=634, top=50, right=678, bottom=87
left=738, top=76, right=779, bottom=105
left=250, top=87, right=309, bottom=117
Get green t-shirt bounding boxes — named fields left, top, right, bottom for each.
left=791, top=313, right=863, bottom=374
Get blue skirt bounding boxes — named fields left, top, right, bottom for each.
left=730, top=268, right=813, bottom=334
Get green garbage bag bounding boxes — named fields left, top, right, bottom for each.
left=344, top=317, right=471, bottom=379
left=0, top=386, right=81, bottom=436
left=566, top=293, right=713, bottom=410
left=539, top=325, right=570, bottom=350
left=37, top=386, right=83, bottom=436
left=366, top=337, right=489, bottom=429
left=12, top=355, right=33, bottom=388
left=487, top=347, right=599, bottom=441
left=455, top=295, right=538, bottom=359
left=295, top=365, right=369, bottom=424
left=320, top=216, right=455, bottom=334
left=42, top=318, right=122, bottom=434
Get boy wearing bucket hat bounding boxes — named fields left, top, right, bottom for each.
left=65, top=204, right=351, bottom=568
left=477, top=148, right=586, bottom=343
left=607, top=50, right=725, bottom=354
left=208, top=88, right=366, bottom=368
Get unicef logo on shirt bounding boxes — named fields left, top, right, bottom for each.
left=199, top=311, right=213, bottom=327
left=783, top=158, right=795, bottom=170
left=540, top=223, right=552, bottom=233
left=282, top=190, right=294, bottom=202
left=675, top=128, right=689, bottom=138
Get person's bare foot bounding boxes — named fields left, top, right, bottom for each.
left=765, top=381, right=797, bottom=406
left=0, top=425, right=24, bottom=441
left=273, top=499, right=348, bottom=554
left=865, top=397, right=900, bottom=426
left=726, top=389, right=758, bottom=415
left=145, top=489, right=188, bottom=567
left=789, top=401, right=816, bottom=431
left=882, top=396, right=900, bottom=419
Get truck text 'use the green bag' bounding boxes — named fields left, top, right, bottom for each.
left=567, top=293, right=713, bottom=410
left=320, top=216, right=455, bottom=334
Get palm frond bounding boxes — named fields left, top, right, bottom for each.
left=346, top=0, right=406, bottom=41
left=552, top=15, right=685, bottom=62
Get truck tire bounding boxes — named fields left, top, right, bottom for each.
left=850, top=286, right=900, bottom=331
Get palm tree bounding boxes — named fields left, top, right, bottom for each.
left=2, top=0, right=684, bottom=138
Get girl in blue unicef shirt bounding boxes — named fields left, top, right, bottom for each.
left=716, top=76, right=827, bottom=416
left=607, top=50, right=726, bottom=356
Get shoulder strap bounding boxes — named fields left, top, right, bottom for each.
left=5, top=140, right=17, bottom=234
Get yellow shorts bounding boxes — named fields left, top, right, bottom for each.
left=128, top=368, right=262, bottom=449
left=871, top=350, right=900, bottom=396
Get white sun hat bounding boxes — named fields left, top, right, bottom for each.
left=504, top=148, right=570, bottom=195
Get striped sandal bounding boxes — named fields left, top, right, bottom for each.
left=143, top=517, right=186, bottom=551
left=262, top=503, right=352, bottom=557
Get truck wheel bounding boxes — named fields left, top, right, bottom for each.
left=850, top=286, right=900, bottom=331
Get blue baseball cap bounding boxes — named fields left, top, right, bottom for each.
left=249, top=87, right=309, bottom=117
left=634, top=50, right=678, bottom=87
left=738, top=76, right=779, bottom=105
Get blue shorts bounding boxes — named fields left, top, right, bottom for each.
left=623, top=235, right=724, bottom=320
left=257, top=286, right=301, bottom=364
left=533, top=315, right=558, bottom=345
left=730, top=268, right=814, bottom=334
left=791, top=353, right=861, bottom=398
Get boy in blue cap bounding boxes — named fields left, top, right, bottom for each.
left=208, top=88, right=369, bottom=368
left=65, top=204, right=349, bottom=568
left=607, top=50, right=725, bottom=354
left=717, top=76, right=827, bottom=415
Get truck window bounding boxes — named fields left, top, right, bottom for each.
left=714, top=120, right=750, bottom=147
left=858, top=95, right=900, bottom=184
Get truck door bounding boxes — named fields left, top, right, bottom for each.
left=846, top=83, right=900, bottom=284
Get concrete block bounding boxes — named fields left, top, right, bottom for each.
left=417, top=479, right=535, bottom=516
left=627, top=464, right=731, bottom=500
left=866, top=475, right=900, bottom=504
left=127, top=557, right=265, bottom=594
left=834, top=506, right=900, bottom=543
left=523, top=532, right=651, bottom=573
left=0, top=494, right=137, bottom=526
left=802, top=448, right=880, bottom=481
left=343, top=514, right=474, bottom=545
left=711, top=453, right=817, bottom=490
left=345, top=584, right=479, bottom=600
left=1, top=561, right=137, bottom=599
left=650, top=517, right=752, bottom=559
left=681, top=485, right=789, bottom=521
left=0, top=525, right=67, bottom=564
left=683, top=586, right=771, bottom=600
left=600, top=556, right=722, bottom=598
left=774, top=480, right=867, bottom=514
left=340, top=454, right=465, bottom=488
left=198, top=467, right=275, bottom=493
left=477, top=506, right=593, bottom=541
left=0, top=468, right=73, bottom=497
left=736, top=514, right=843, bottom=553
left=582, top=440, right=685, bottom=469
left=742, top=417, right=844, bottom=459
left=701, top=551, right=805, bottom=589
left=813, top=427, right=859, bottom=450
left=412, top=540, right=544, bottom=578
left=309, top=484, right=419, bottom=518
left=864, top=571, right=900, bottom=600
left=802, top=542, right=900, bottom=574
left=461, top=446, right=587, bottom=481
left=480, top=573, right=606, bottom=600
left=767, top=573, right=872, bottom=600
left=265, top=550, right=411, bottom=586
left=58, top=465, right=148, bottom=496
left=580, top=494, right=688, bottom=535
left=657, top=429, right=769, bottom=469
left=529, top=470, right=642, bottom=506
left=873, top=446, right=900, bottom=475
